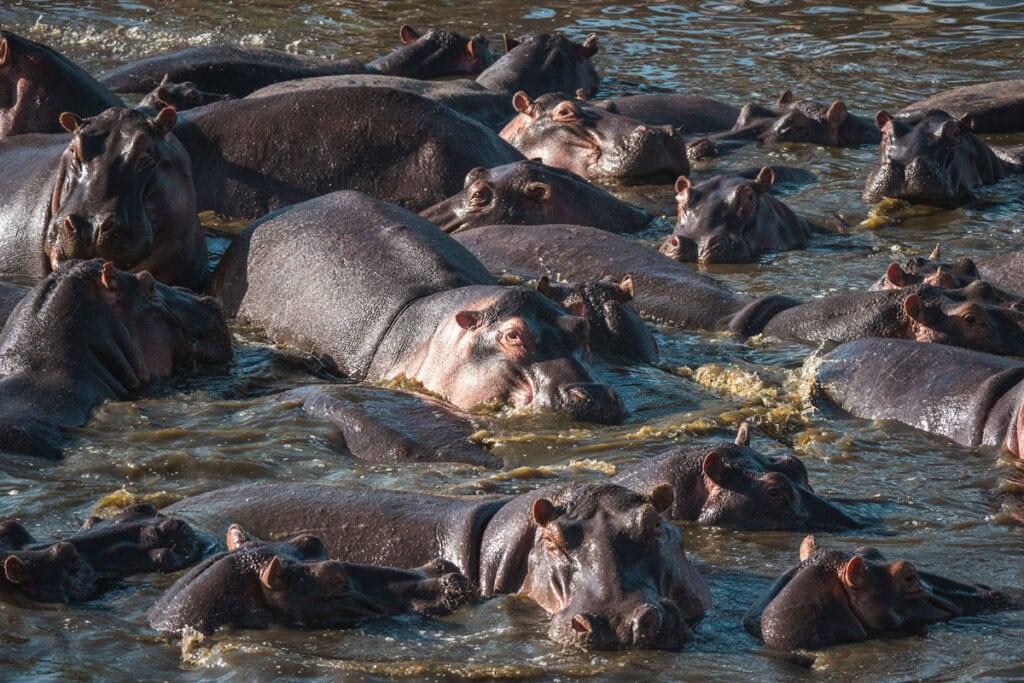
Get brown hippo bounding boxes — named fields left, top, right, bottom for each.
left=500, top=92, right=689, bottom=183
left=165, top=480, right=711, bottom=650
left=147, top=525, right=474, bottom=635
left=365, top=25, right=492, bottom=78
left=0, top=107, right=207, bottom=289
left=0, top=260, right=231, bottom=458
left=212, top=191, right=623, bottom=423
left=477, top=33, right=600, bottom=98
left=419, top=161, right=653, bottom=234
left=871, top=246, right=1024, bottom=309
left=138, top=74, right=234, bottom=112
left=744, top=536, right=1005, bottom=650
left=0, top=541, right=97, bottom=603
left=900, top=80, right=1024, bottom=133
left=0, top=31, right=122, bottom=139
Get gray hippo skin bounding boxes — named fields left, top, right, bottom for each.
left=501, top=92, right=689, bottom=183
left=175, top=86, right=524, bottom=217
left=0, top=107, right=206, bottom=289
left=211, top=191, right=623, bottom=423
left=659, top=168, right=815, bottom=264
left=900, top=80, right=1024, bottom=133
left=814, top=337, right=1024, bottom=458
left=870, top=247, right=1024, bottom=309
left=365, top=25, right=492, bottom=78
left=419, top=160, right=653, bottom=234
left=592, top=94, right=739, bottom=134
left=978, top=251, right=1024, bottom=297
left=139, top=75, right=235, bottom=112
left=862, top=110, right=1019, bottom=207
left=148, top=526, right=474, bottom=635
left=0, top=260, right=232, bottom=458
left=744, top=536, right=1005, bottom=650
left=0, top=541, right=97, bottom=603
left=477, top=33, right=600, bottom=98
left=0, top=31, right=122, bottom=139
left=165, top=480, right=711, bottom=650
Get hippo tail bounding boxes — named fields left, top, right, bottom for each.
left=724, top=295, right=801, bottom=337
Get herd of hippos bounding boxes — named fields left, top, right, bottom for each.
left=1, top=23, right=1023, bottom=654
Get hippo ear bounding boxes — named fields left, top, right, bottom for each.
left=155, top=86, right=173, bottom=107
left=674, top=176, right=694, bottom=210
left=159, top=72, right=171, bottom=86
left=929, top=242, right=942, bottom=260
left=259, top=556, right=287, bottom=591
left=565, top=300, right=586, bottom=317
left=512, top=91, right=535, bottom=116
left=581, top=33, right=599, bottom=59
left=536, top=275, right=553, bottom=298
left=731, top=184, right=757, bottom=217
left=226, top=524, right=249, bottom=551
left=100, top=262, right=120, bottom=292
left=886, top=262, right=914, bottom=288
left=455, top=310, right=482, bottom=330
left=467, top=36, right=482, bottom=58
left=777, top=90, right=794, bottom=106
left=523, top=182, right=551, bottom=202
left=701, top=450, right=726, bottom=486
left=799, top=535, right=819, bottom=561
left=875, top=110, right=893, bottom=131
left=502, top=34, right=520, bottom=53
left=753, top=167, right=775, bottom=194
left=399, top=25, right=420, bottom=44
left=2, top=555, right=28, bottom=585
left=927, top=266, right=957, bottom=289
left=59, top=112, right=83, bottom=134
left=735, top=420, right=751, bottom=446
left=0, top=38, right=9, bottom=66
left=674, top=175, right=693, bottom=196
left=958, top=114, right=975, bottom=133
left=826, top=100, right=849, bottom=126
left=575, top=88, right=588, bottom=101
left=904, top=293, right=937, bottom=325
left=153, top=107, right=177, bottom=136
left=532, top=498, right=557, bottom=527
left=648, top=483, right=674, bottom=514
left=616, top=274, right=634, bottom=302
left=841, top=555, right=869, bottom=589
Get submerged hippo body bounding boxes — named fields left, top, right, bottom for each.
left=420, top=160, right=653, bottom=234
left=148, top=526, right=474, bottom=635
left=593, top=94, right=739, bottom=134
left=177, top=86, right=524, bottom=217
left=744, top=536, right=1003, bottom=650
left=0, top=107, right=206, bottom=289
left=0, top=260, right=231, bottom=458
left=166, top=480, right=711, bottom=650
left=477, top=33, right=600, bottom=98
left=0, top=31, right=122, bottom=139
left=212, top=191, right=623, bottom=423
left=900, top=80, right=1024, bottom=134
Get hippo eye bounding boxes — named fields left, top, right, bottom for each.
left=504, top=329, right=523, bottom=346
left=963, top=313, right=978, bottom=324
left=468, top=182, right=493, bottom=206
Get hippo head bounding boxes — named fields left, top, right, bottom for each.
left=73, top=504, right=202, bottom=575
left=1, top=543, right=98, bottom=603
left=45, top=106, right=198, bottom=276
left=0, top=260, right=231, bottom=393
left=481, top=33, right=600, bottom=98
left=0, top=519, right=35, bottom=550
left=862, top=110, right=978, bottom=205
left=903, top=285, right=1024, bottom=355
left=139, top=74, right=234, bottom=112
left=501, top=92, right=689, bottom=182
left=760, top=99, right=851, bottom=146
left=446, top=287, right=624, bottom=423
left=521, top=483, right=708, bottom=650
left=660, top=168, right=776, bottom=264
left=386, top=25, right=492, bottom=76
left=536, top=274, right=658, bottom=363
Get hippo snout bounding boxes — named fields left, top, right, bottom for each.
left=558, top=382, right=625, bottom=424
left=551, top=600, right=689, bottom=650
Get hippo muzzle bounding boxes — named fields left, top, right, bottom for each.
left=550, top=596, right=689, bottom=650
left=599, top=124, right=689, bottom=181
left=863, top=158, right=959, bottom=205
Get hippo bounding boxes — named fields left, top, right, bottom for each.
left=592, top=93, right=739, bottom=134
left=612, top=424, right=862, bottom=531
left=871, top=246, right=1024, bottom=309
left=147, top=525, right=474, bottom=635
left=0, top=31, right=122, bottom=139
left=286, top=384, right=501, bottom=468
left=175, top=86, right=524, bottom=217
left=900, top=80, right=1024, bottom=134
left=659, top=168, right=816, bottom=264
left=500, top=92, right=689, bottom=183
left=535, top=275, right=659, bottom=363
left=165, top=480, right=711, bottom=650
left=0, top=106, right=206, bottom=289
left=977, top=251, right=1024, bottom=298
left=139, top=74, right=234, bottom=112
left=862, top=110, right=1020, bottom=207
left=0, top=260, right=231, bottom=458
left=744, top=536, right=1005, bottom=650
left=476, top=33, right=600, bottom=98
left=419, top=160, right=653, bottom=234
left=0, top=541, right=98, bottom=603
left=365, top=25, right=491, bottom=78
left=211, top=191, right=623, bottom=423
left=814, top=337, right=1024, bottom=458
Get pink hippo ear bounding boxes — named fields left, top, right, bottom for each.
left=826, top=100, right=849, bottom=127
left=59, top=111, right=83, bottom=134
left=674, top=175, right=694, bottom=210
left=875, top=110, right=893, bottom=131
left=701, top=450, right=726, bottom=486
left=731, top=184, right=757, bottom=218
left=226, top=524, right=249, bottom=551
left=581, top=33, right=599, bottom=59
left=648, top=483, right=674, bottom=514
left=575, top=88, right=588, bottom=101
left=153, top=107, right=177, bottom=135
left=532, top=498, right=556, bottom=526
left=467, top=36, right=483, bottom=58
left=259, top=556, right=287, bottom=591
left=100, top=262, right=120, bottom=292
left=536, top=275, right=553, bottom=298
left=512, top=91, right=535, bottom=117
left=886, top=262, right=914, bottom=288
left=155, top=86, right=173, bottom=107
left=735, top=420, right=751, bottom=446
left=841, top=555, right=869, bottom=589
left=777, top=89, right=795, bottom=106
left=502, top=34, right=520, bottom=53
left=753, top=166, right=775, bottom=194
left=904, top=293, right=936, bottom=325
left=0, top=38, right=9, bottom=66
left=799, top=535, right=819, bottom=561
left=929, top=242, right=942, bottom=260
left=455, top=310, right=482, bottom=330
left=2, top=555, right=27, bottom=585
left=399, top=25, right=420, bottom=44
left=615, top=274, right=634, bottom=302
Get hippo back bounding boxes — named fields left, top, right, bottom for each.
left=212, top=191, right=496, bottom=378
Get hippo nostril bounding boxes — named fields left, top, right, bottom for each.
left=559, top=383, right=625, bottom=424
left=632, top=605, right=663, bottom=643
left=569, top=387, right=588, bottom=402
left=571, top=614, right=594, bottom=634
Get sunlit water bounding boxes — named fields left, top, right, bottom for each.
left=1, top=1, right=1023, bottom=680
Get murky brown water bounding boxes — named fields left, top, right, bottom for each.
left=2, top=1, right=1023, bottom=681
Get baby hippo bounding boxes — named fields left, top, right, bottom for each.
left=148, top=526, right=475, bottom=635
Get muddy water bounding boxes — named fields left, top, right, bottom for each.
left=2, top=1, right=1024, bottom=681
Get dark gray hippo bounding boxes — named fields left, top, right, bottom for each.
left=592, top=93, right=739, bottom=135
left=501, top=92, right=689, bottom=183
left=365, top=25, right=492, bottom=78
left=211, top=191, right=623, bottom=423
left=744, top=536, right=1007, bottom=650
left=659, top=168, right=816, bottom=264
left=139, top=74, right=235, bottom=112
left=862, top=110, right=1021, bottom=207
left=0, top=31, right=122, bottom=139
left=148, top=525, right=474, bottom=636
left=0, top=106, right=207, bottom=289
left=977, top=251, right=1024, bottom=298
left=477, top=33, right=600, bottom=98
left=175, top=86, right=524, bottom=218
left=0, top=541, right=97, bottom=603
left=900, top=80, right=1024, bottom=134
left=0, top=260, right=232, bottom=458
left=165, top=480, right=711, bottom=650
left=814, top=337, right=1024, bottom=457
left=419, top=161, right=653, bottom=234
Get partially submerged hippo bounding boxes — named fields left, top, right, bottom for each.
left=862, top=110, right=1020, bottom=207
left=139, top=74, right=234, bottom=112
left=0, top=31, right=122, bottom=138
left=976, top=251, right=1024, bottom=298
left=477, top=33, right=600, bottom=98
left=0, top=541, right=97, bottom=603
left=814, top=337, right=1024, bottom=458
left=165, top=480, right=711, bottom=650
left=419, top=160, right=653, bottom=234
left=744, top=536, right=1005, bottom=650
left=871, top=246, right=1024, bottom=309
left=592, top=93, right=739, bottom=134
left=659, top=168, right=815, bottom=264
left=500, top=92, right=689, bottom=183
left=900, top=80, right=1024, bottom=134
left=365, top=25, right=491, bottom=78
left=176, top=86, right=523, bottom=217
left=0, top=106, right=207, bottom=289
left=212, top=191, right=623, bottom=423
left=148, top=525, right=474, bottom=635
left=0, top=260, right=231, bottom=458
